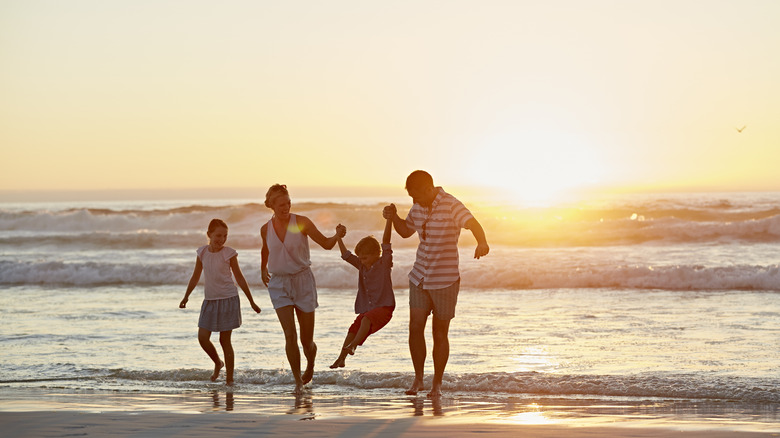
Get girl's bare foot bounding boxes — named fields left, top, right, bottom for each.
left=210, top=361, right=224, bottom=382
left=405, top=378, right=424, bottom=395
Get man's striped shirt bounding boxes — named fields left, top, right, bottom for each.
left=404, top=187, right=474, bottom=290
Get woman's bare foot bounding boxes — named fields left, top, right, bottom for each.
left=210, top=361, right=224, bottom=382
left=427, top=386, right=442, bottom=399
left=405, top=378, right=424, bottom=395
left=302, top=343, right=317, bottom=385
left=329, top=357, right=346, bottom=369
left=293, top=382, right=304, bottom=395
left=344, top=345, right=356, bottom=355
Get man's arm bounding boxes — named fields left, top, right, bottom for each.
left=383, top=204, right=415, bottom=238
left=466, top=217, right=489, bottom=259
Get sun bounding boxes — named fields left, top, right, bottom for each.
left=467, top=128, right=604, bottom=206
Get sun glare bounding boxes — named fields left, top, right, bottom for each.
left=469, top=129, right=604, bottom=206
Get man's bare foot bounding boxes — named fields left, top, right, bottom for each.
left=226, top=379, right=234, bottom=386
left=302, top=343, right=317, bottom=384
left=405, top=378, right=424, bottom=395
left=210, top=361, right=224, bottom=382
left=329, top=357, right=345, bottom=369
left=427, top=386, right=442, bottom=399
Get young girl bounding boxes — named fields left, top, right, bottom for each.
left=180, top=218, right=261, bottom=386
left=260, top=184, right=345, bottom=394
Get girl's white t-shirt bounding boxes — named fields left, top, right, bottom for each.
left=196, top=245, right=238, bottom=300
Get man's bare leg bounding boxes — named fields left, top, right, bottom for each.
left=428, top=316, right=452, bottom=398
left=276, top=306, right=303, bottom=394
left=297, top=308, right=317, bottom=385
left=406, top=308, right=428, bottom=395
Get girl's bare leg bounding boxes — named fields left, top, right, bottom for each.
left=198, top=328, right=223, bottom=382
left=219, top=330, right=234, bottom=385
left=275, top=306, right=303, bottom=394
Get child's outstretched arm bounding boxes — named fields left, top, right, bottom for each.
left=230, top=256, right=261, bottom=314
left=180, top=257, right=203, bottom=308
left=335, top=224, right=349, bottom=256
left=383, top=215, right=392, bottom=245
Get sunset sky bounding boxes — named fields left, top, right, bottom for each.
left=2, top=0, right=779, bottom=202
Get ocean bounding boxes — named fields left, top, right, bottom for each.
left=1, top=191, right=779, bottom=426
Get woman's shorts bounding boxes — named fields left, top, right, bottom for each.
left=409, top=279, right=460, bottom=320
left=348, top=306, right=394, bottom=345
left=267, top=267, right=318, bottom=313
left=198, top=295, right=241, bottom=332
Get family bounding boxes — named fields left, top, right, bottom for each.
left=179, top=170, right=489, bottom=397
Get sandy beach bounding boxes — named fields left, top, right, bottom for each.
left=2, top=410, right=777, bottom=438
left=1, top=388, right=778, bottom=437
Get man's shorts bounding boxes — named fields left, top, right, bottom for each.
left=409, top=279, right=460, bottom=320
left=267, top=267, right=318, bottom=313
left=348, top=305, right=394, bottom=345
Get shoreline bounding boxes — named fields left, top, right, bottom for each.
left=0, top=388, right=778, bottom=437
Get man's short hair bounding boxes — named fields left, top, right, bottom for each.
left=405, top=170, right=434, bottom=190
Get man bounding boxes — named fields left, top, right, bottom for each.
left=383, top=170, right=489, bottom=398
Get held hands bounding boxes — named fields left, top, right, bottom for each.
left=336, top=223, right=347, bottom=238
left=474, top=242, right=490, bottom=259
left=383, top=203, right=397, bottom=219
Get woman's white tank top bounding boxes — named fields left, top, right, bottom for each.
left=266, top=214, right=311, bottom=275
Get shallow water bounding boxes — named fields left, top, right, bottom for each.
left=1, top=193, right=779, bottom=431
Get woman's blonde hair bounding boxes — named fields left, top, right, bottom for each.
left=264, top=184, right=289, bottom=208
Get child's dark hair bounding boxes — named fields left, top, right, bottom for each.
left=208, top=218, right=228, bottom=234
left=355, top=235, right=381, bottom=256
left=265, top=184, right=289, bottom=208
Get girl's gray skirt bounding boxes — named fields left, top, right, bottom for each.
left=198, top=295, right=241, bottom=332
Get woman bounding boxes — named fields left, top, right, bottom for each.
left=261, top=184, right=345, bottom=394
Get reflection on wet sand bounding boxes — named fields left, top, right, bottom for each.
left=211, top=390, right=234, bottom=411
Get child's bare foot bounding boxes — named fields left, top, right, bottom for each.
left=329, top=357, right=345, bottom=369
left=405, top=378, right=424, bottom=395
left=302, top=343, right=317, bottom=385
left=210, top=361, right=224, bottom=382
